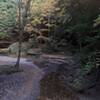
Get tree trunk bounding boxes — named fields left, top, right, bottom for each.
left=15, top=0, right=22, bottom=69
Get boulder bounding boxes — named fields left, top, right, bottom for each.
left=27, top=48, right=42, bottom=59
left=34, top=54, right=68, bottom=74
left=9, top=42, right=30, bottom=55
left=27, top=48, right=41, bottom=54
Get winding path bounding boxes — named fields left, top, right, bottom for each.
left=0, top=56, right=44, bottom=100
left=0, top=56, right=100, bottom=100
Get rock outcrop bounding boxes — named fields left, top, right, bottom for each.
left=34, top=54, right=99, bottom=92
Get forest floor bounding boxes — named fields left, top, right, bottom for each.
left=0, top=56, right=99, bottom=100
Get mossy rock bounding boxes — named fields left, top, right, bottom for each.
left=9, top=42, right=31, bottom=55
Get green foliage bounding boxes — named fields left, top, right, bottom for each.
left=0, top=0, right=17, bottom=38
left=26, top=0, right=100, bottom=54
left=0, top=32, right=9, bottom=38
left=94, top=15, right=100, bottom=27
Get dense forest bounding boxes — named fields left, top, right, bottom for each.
left=0, top=0, right=100, bottom=100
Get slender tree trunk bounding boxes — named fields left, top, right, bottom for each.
left=15, top=29, right=23, bottom=69
left=15, top=0, right=22, bottom=69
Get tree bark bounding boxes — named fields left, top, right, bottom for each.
left=15, top=0, right=22, bottom=69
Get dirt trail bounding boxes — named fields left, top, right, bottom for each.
left=0, top=56, right=99, bottom=100
left=0, top=56, right=44, bottom=100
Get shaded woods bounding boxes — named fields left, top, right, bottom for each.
left=0, top=0, right=100, bottom=100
